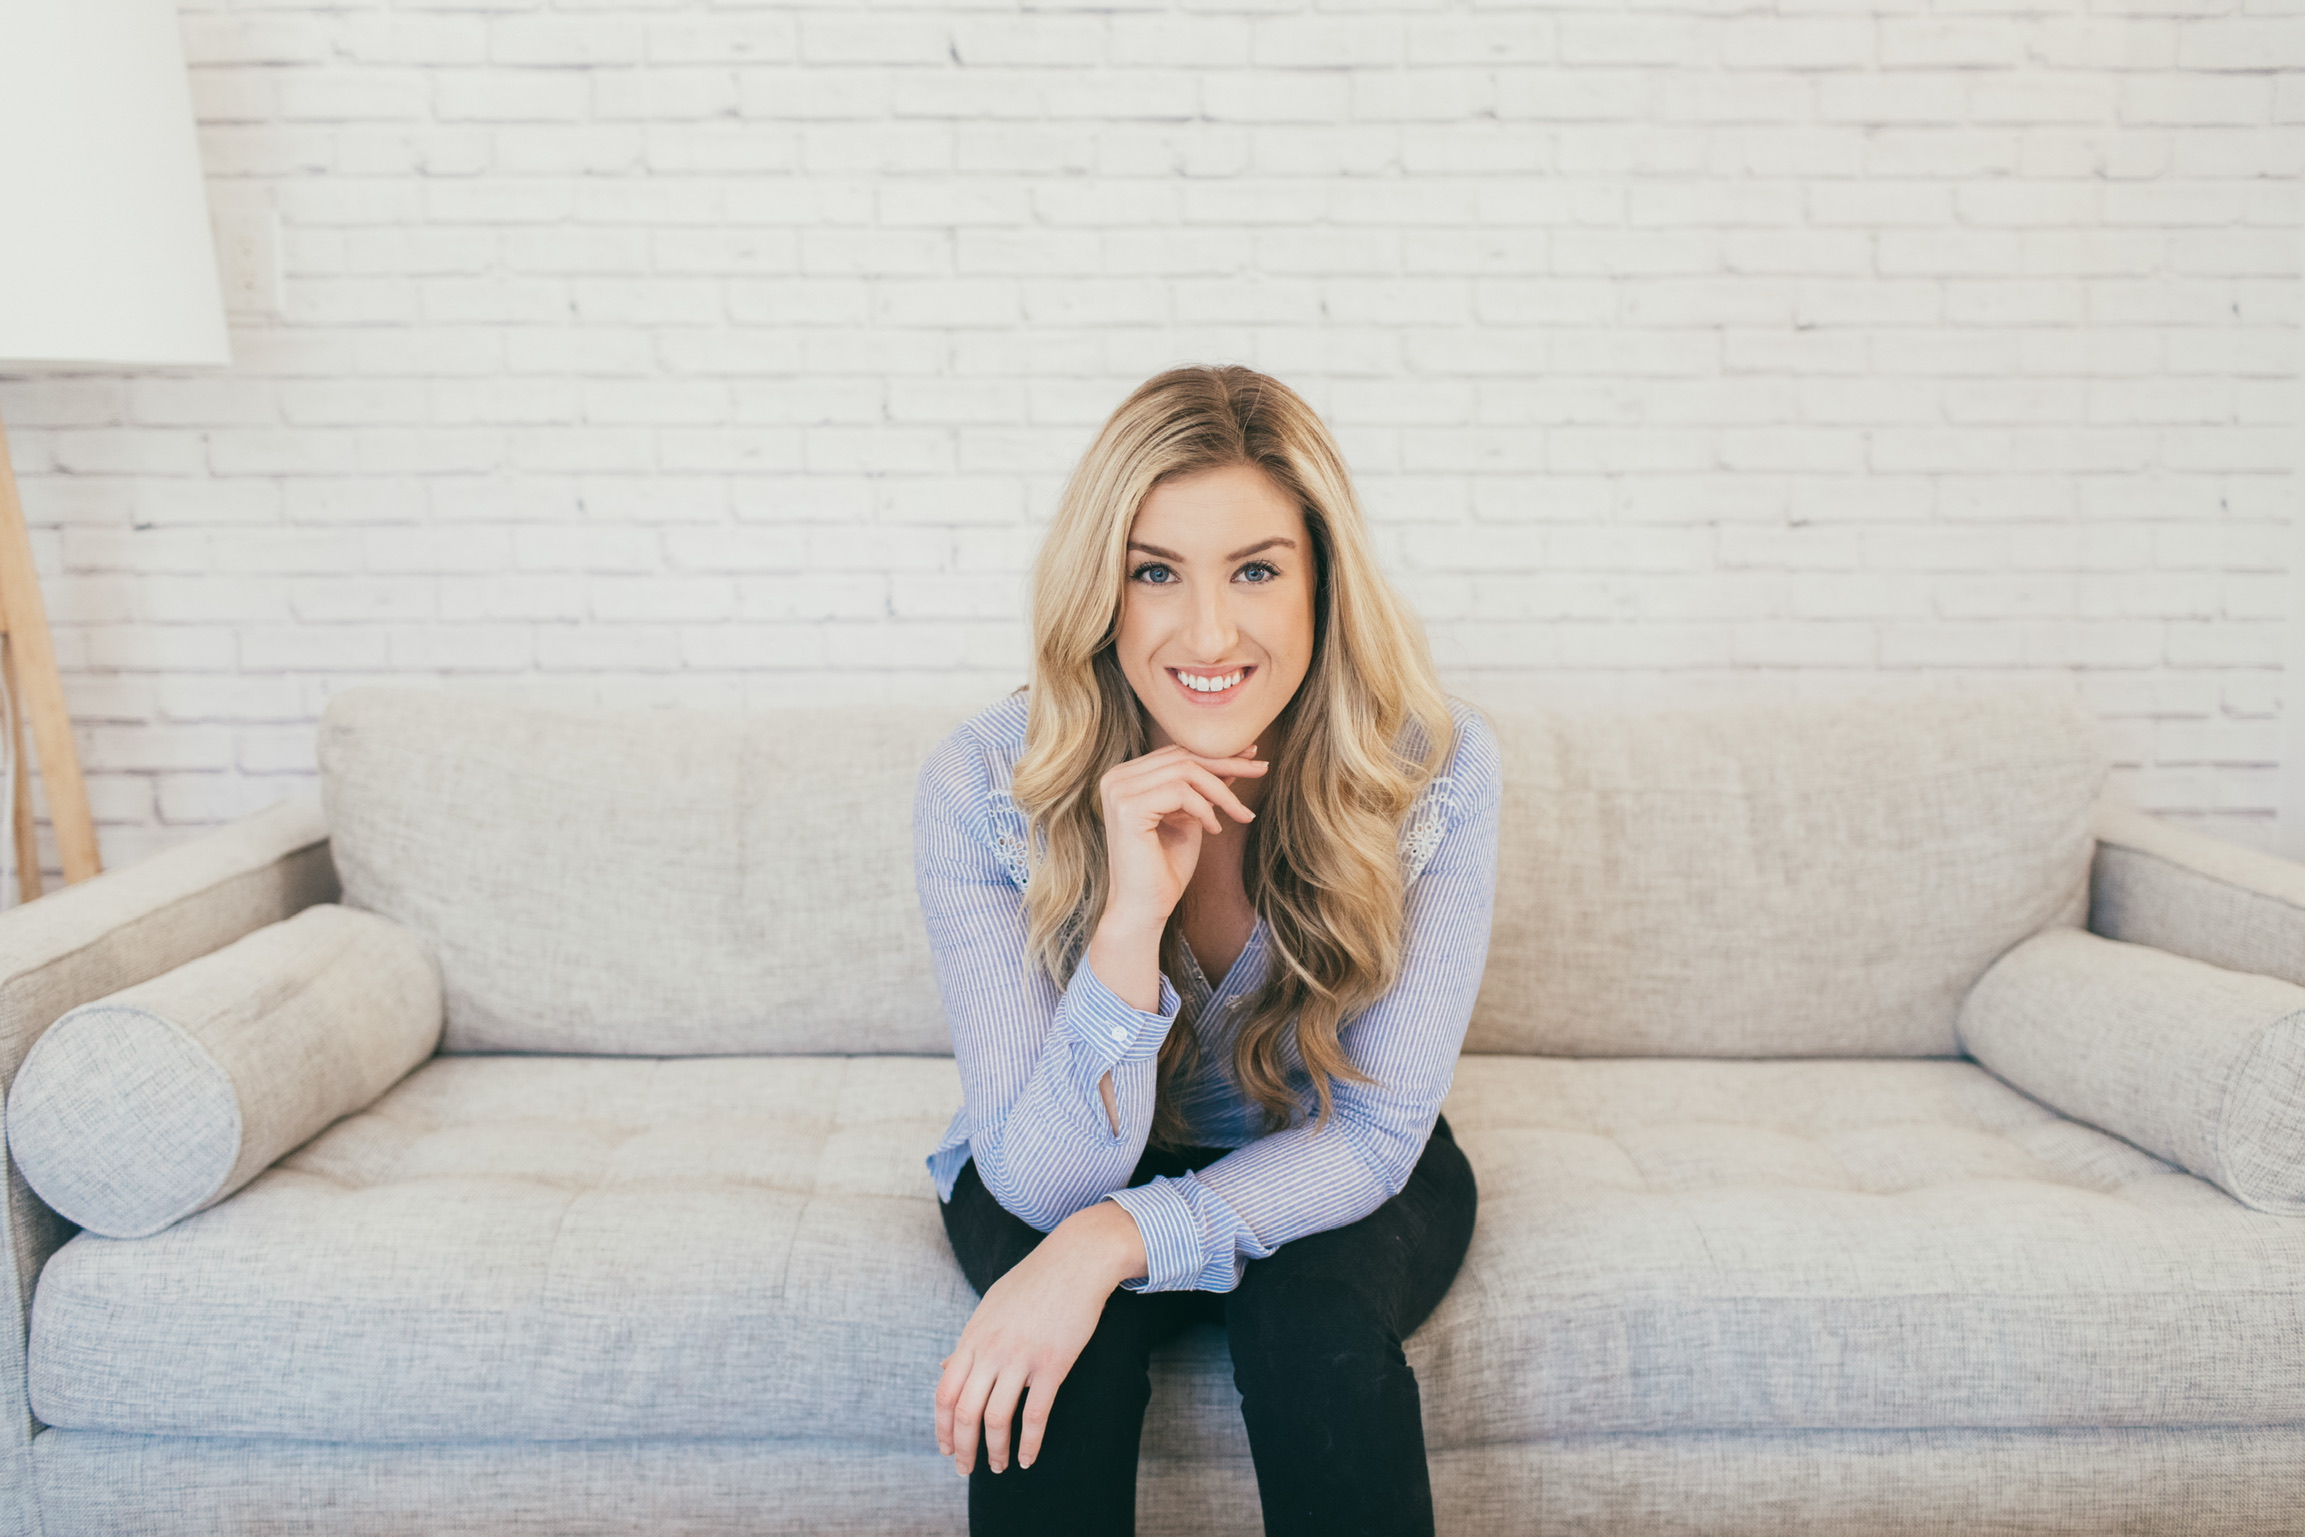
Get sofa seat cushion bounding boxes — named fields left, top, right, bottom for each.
left=31, top=1055, right=2305, bottom=1448
left=1420, top=1056, right=2305, bottom=1444
left=30, top=1055, right=979, bottom=1447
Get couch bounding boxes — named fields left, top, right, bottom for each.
left=3, top=683, right=2303, bottom=1535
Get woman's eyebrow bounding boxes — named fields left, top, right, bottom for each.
left=1125, top=537, right=1298, bottom=562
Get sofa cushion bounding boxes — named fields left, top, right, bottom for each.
left=1468, top=688, right=2105, bottom=1056
left=1421, top=1055, right=2305, bottom=1444
left=7, top=903, right=441, bottom=1239
left=317, top=688, right=968, bottom=1055
left=30, top=1055, right=977, bottom=1446
left=32, top=1053, right=2305, bottom=1447
left=322, top=686, right=2102, bottom=1062
left=1959, top=927, right=2305, bottom=1215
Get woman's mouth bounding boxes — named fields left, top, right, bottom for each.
left=1169, top=665, right=1253, bottom=700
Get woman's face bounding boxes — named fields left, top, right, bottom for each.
left=1114, top=462, right=1316, bottom=770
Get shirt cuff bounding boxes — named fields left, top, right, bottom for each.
left=1102, top=1178, right=1207, bottom=1293
left=1064, top=955, right=1180, bottom=1072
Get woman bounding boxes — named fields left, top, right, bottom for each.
left=914, top=364, right=1501, bottom=1537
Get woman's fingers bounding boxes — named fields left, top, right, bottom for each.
left=980, top=1364, right=1031, bottom=1474
left=1148, top=744, right=1265, bottom=777
left=955, top=1356, right=1072, bottom=1476
left=1169, top=786, right=1222, bottom=838
left=1015, top=1358, right=1071, bottom=1470
left=1118, top=774, right=1222, bottom=839
left=1098, top=742, right=1265, bottom=907
left=1108, top=762, right=1249, bottom=836
left=949, top=1354, right=1003, bottom=1477
left=933, top=1349, right=967, bottom=1458
left=1104, top=743, right=1266, bottom=795
left=1176, top=762, right=1256, bottom=824
left=945, top=1350, right=1052, bottom=1478
left=1213, top=742, right=1260, bottom=789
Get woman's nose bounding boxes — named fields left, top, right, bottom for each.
left=1187, top=587, right=1238, bottom=656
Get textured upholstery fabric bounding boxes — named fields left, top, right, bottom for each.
left=1425, top=1056, right=2305, bottom=1442
left=320, top=686, right=2104, bottom=1064
left=34, top=1053, right=2305, bottom=1449
left=0, top=796, right=334, bottom=1537
left=30, top=1055, right=981, bottom=1447
left=33, top=1427, right=2305, bottom=1537
left=15, top=699, right=2302, bottom=1536
left=2091, top=796, right=2305, bottom=991
left=1960, top=927, right=2305, bottom=1215
left=317, top=687, right=965, bottom=1056
left=1465, top=688, right=2104, bottom=1056
left=8, top=904, right=439, bottom=1239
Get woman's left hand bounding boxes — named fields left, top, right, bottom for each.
left=936, top=1199, right=1149, bottom=1477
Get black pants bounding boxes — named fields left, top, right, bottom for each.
left=938, top=1117, right=1478, bottom=1537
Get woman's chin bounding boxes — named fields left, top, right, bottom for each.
left=1146, top=702, right=1273, bottom=761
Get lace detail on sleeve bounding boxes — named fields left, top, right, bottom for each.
left=986, top=790, right=1033, bottom=891
left=1398, top=775, right=1456, bottom=885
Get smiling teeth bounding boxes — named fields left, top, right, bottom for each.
left=1181, top=670, right=1244, bottom=693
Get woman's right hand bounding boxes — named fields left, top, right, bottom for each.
left=1095, top=743, right=1265, bottom=933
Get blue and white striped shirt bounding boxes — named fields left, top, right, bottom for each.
left=916, top=689, right=1502, bottom=1294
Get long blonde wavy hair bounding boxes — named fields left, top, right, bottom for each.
left=1011, top=365, right=1457, bottom=1145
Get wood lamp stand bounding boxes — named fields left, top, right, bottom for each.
left=0, top=406, right=100, bottom=902
left=0, top=0, right=234, bottom=903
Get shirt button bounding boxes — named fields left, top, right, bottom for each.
left=1110, top=1025, right=1130, bottom=1044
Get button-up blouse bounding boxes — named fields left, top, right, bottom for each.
left=916, top=688, right=1502, bottom=1293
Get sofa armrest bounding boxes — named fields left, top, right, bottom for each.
left=0, top=796, right=334, bottom=1496
left=2090, top=796, right=2305, bottom=989
left=1959, top=926, right=2305, bottom=1213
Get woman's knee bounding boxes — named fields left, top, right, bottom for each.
left=1225, top=1264, right=1408, bottom=1399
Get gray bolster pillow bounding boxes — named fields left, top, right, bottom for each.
left=1959, top=926, right=2305, bottom=1214
left=7, top=903, right=441, bottom=1238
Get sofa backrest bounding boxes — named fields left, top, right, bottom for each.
left=1465, top=689, right=2106, bottom=1058
left=319, top=688, right=959, bottom=1056
left=321, top=684, right=2105, bottom=1061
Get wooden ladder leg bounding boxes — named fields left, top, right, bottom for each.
left=1, top=634, right=40, bottom=904
left=0, top=404, right=100, bottom=888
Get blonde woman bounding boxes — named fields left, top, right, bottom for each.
left=915, top=365, right=1500, bottom=1536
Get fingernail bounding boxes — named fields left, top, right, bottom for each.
left=1021, top=1455, right=1034, bottom=1470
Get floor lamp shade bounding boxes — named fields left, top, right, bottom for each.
left=0, top=0, right=223, bottom=895
left=0, top=0, right=229, bottom=370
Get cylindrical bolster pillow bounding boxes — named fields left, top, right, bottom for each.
left=7, top=903, right=441, bottom=1238
left=1959, top=926, right=2305, bottom=1214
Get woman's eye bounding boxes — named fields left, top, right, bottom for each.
left=1236, top=561, right=1280, bottom=584
left=1130, top=562, right=1175, bottom=584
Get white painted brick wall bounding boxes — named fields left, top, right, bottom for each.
left=0, top=0, right=2297, bottom=882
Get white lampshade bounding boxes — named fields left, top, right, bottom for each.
left=0, top=0, right=229, bottom=370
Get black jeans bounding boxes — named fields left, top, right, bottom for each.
left=938, top=1117, right=1478, bottom=1537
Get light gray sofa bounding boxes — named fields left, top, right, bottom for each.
left=4, top=683, right=2305, bottom=1535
